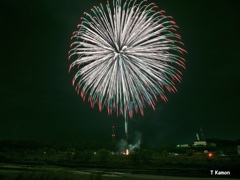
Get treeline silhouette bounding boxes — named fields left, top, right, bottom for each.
left=0, top=139, right=240, bottom=178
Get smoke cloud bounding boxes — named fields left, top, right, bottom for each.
left=117, top=131, right=142, bottom=153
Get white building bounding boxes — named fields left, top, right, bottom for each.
left=193, top=140, right=207, bottom=147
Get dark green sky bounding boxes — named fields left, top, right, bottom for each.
left=1, top=0, right=239, bottom=147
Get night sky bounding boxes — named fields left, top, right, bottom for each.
left=1, top=0, right=239, bottom=147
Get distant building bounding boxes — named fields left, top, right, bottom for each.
left=193, top=140, right=207, bottom=147
left=177, top=144, right=190, bottom=148
left=177, top=128, right=217, bottom=148
left=193, top=129, right=208, bottom=147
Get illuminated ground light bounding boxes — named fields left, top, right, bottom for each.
left=208, top=153, right=213, bottom=157
left=126, top=149, right=129, bottom=156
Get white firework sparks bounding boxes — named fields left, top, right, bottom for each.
left=68, top=0, right=186, bottom=120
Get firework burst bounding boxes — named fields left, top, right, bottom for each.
left=68, top=0, right=186, bottom=120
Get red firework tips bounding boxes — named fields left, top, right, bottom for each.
left=129, top=111, right=133, bottom=118
left=98, top=102, right=102, bottom=112
left=160, top=95, right=168, bottom=102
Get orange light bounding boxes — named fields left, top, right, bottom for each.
left=208, top=153, right=213, bottom=157
left=126, top=149, right=129, bottom=155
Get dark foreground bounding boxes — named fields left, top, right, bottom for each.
left=0, top=163, right=239, bottom=180
left=1, top=140, right=240, bottom=179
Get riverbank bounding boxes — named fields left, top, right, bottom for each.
left=0, top=163, right=239, bottom=180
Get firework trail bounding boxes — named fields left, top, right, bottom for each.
left=68, top=0, right=186, bottom=140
